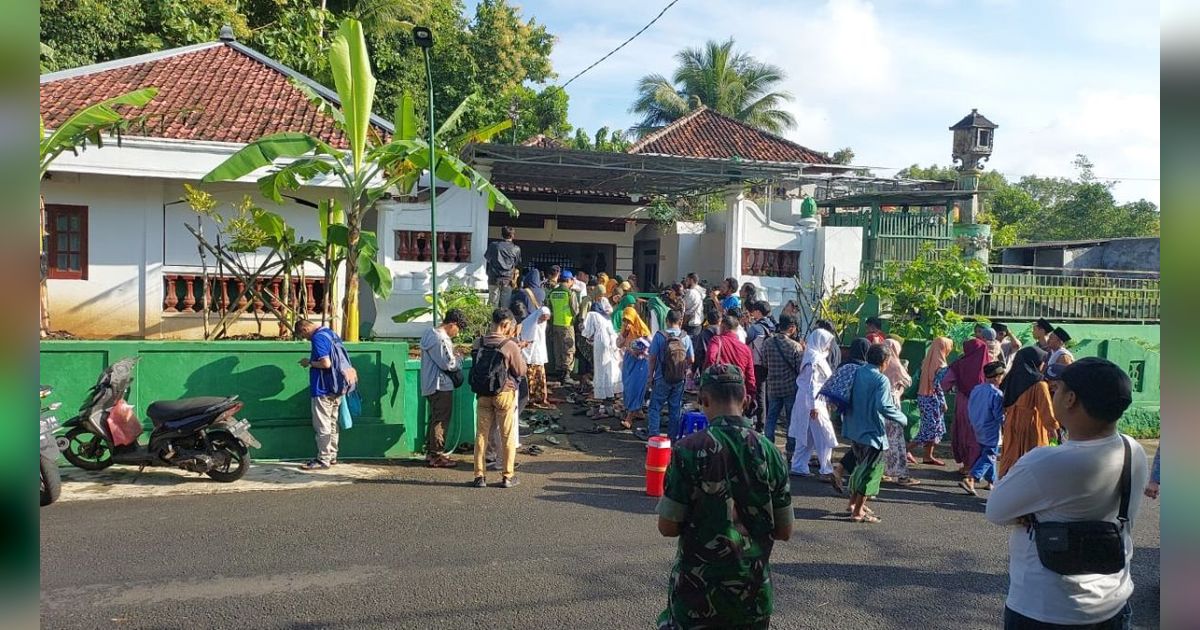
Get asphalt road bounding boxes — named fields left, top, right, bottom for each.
left=40, top=420, right=1160, bottom=630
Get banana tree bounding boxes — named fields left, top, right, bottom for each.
left=39, top=87, right=160, bottom=336
left=202, top=18, right=517, bottom=341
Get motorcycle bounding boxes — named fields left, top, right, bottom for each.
left=58, top=357, right=261, bottom=482
left=41, top=385, right=62, bottom=506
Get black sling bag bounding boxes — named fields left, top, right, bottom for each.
left=1028, top=435, right=1132, bottom=576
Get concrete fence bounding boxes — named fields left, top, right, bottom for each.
left=39, top=341, right=478, bottom=460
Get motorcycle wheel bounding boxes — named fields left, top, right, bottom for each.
left=204, top=431, right=249, bottom=482
left=40, top=453, right=61, bottom=506
left=62, top=427, right=114, bottom=471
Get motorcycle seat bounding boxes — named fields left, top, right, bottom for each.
left=146, top=397, right=237, bottom=423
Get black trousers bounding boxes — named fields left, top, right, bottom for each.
left=1003, top=603, right=1132, bottom=630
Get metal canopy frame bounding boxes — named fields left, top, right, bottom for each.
left=466, top=142, right=855, bottom=198
left=817, top=189, right=982, bottom=209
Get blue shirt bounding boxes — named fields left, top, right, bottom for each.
left=721, top=295, right=741, bottom=311
left=648, top=328, right=695, bottom=381
left=842, top=364, right=908, bottom=450
left=967, top=383, right=1005, bottom=447
left=309, top=327, right=337, bottom=398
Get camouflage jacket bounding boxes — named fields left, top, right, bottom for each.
left=655, top=415, right=793, bottom=629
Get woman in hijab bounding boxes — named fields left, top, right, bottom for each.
left=941, top=337, right=989, bottom=476
left=511, top=267, right=545, bottom=315
left=519, top=307, right=553, bottom=409
left=582, top=309, right=623, bottom=418
left=619, top=306, right=651, bottom=349
left=914, top=337, right=953, bottom=465
left=996, top=345, right=1059, bottom=478
left=619, top=337, right=651, bottom=430
left=789, top=328, right=839, bottom=480
left=596, top=272, right=613, bottom=296
left=611, top=289, right=638, bottom=330
left=881, top=339, right=919, bottom=485
left=981, top=326, right=1002, bottom=363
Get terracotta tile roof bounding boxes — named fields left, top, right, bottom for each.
left=627, top=106, right=832, bottom=165
left=40, top=42, right=391, bottom=148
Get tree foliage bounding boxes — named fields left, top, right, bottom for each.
left=630, top=38, right=794, bottom=137
left=571, top=126, right=632, bottom=152
left=40, top=0, right=568, bottom=145
left=858, top=245, right=989, bottom=339
left=897, top=156, right=1159, bottom=247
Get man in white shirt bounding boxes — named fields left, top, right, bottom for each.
left=682, top=273, right=705, bottom=336
left=985, top=357, right=1148, bottom=629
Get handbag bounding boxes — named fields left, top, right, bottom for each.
left=819, top=363, right=861, bottom=412
left=1028, top=435, right=1132, bottom=576
left=338, top=396, right=353, bottom=430
left=423, top=347, right=465, bottom=388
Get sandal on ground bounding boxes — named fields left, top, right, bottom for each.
left=619, top=417, right=634, bottom=430
left=845, top=506, right=875, bottom=515
left=881, top=475, right=895, bottom=483
left=957, top=479, right=978, bottom=496
left=850, top=513, right=882, bottom=524
left=427, top=456, right=458, bottom=468
left=895, top=477, right=921, bottom=486
left=922, top=458, right=946, bottom=466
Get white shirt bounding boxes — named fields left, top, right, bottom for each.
left=735, top=326, right=747, bottom=344
left=684, top=285, right=705, bottom=326
left=985, top=433, right=1148, bottom=625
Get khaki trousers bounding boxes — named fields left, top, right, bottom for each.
left=311, top=395, right=341, bottom=464
left=550, top=325, right=575, bottom=377
left=475, top=390, right=517, bottom=479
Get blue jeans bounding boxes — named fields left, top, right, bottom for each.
left=971, top=444, right=999, bottom=483
left=647, top=377, right=684, bottom=438
left=1004, top=602, right=1131, bottom=629
left=765, top=393, right=797, bottom=456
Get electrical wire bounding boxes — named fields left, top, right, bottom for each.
left=561, top=0, right=684, bottom=89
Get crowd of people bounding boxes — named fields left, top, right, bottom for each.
left=295, top=226, right=1160, bottom=628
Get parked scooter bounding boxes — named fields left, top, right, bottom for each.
left=58, top=358, right=261, bottom=482
left=40, top=385, right=62, bottom=506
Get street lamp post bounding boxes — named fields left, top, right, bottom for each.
left=412, top=25, right=439, bottom=325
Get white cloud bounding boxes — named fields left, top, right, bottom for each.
left=541, top=0, right=1159, bottom=203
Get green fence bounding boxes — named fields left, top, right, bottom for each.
left=949, top=271, right=1160, bottom=323
left=39, top=341, right=477, bottom=460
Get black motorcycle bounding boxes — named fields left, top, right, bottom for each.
left=41, top=385, right=62, bottom=506
left=59, top=358, right=261, bottom=482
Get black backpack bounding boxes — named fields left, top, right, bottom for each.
left=469, top=340, right=512, bottom=396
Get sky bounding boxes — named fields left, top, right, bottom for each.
left=479, top=0, right=1161, bottom=204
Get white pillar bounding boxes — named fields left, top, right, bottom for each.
left=724, top=187, right=745, bottom=280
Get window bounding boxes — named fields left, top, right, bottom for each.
left=977, top=128, right=992, bottom=148
left=45, top=204, right=87, bottom=279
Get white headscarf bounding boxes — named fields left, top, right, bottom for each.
left=801, top=328, right=835, bottom=380
left=520, top=307, right=551, bottom=365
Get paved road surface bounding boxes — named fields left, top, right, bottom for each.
left=41, top=418, right=1160, bottom=629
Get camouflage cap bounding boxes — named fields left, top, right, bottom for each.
left=701, top=363, right=744, bottom=386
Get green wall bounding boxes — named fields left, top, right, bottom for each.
left=39, top=341, right=477, bottom=460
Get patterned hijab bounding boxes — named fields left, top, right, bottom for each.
left=918, top=337, right=953, bottom=396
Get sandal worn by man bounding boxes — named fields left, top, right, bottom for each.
left=427, top=456, right=458, bottom=468
left=851, top=513, right=882, bottom=524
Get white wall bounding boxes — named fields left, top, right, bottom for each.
left=42, top=172, right=332, bottom=339
left=735, top=199, right=819, bottom=315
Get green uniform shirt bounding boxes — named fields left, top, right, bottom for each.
left=655, top=415, right=793, bottom=629
left=547, top=286, right=577, bottom=327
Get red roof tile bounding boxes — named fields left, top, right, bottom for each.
left=40, top=42, right=388, bottom=148
left=627, top=106, right=832, bottom=165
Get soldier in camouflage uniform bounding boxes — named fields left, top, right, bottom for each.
left=655, top=364, right=794, bottom=630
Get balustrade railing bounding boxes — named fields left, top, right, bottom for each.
left=394, top=230, right=471, bottom=263
left=163, top=273, right=328, bottom=315
left=741, top=248, right=801, bottom=278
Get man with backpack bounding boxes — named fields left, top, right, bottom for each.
left=746, top=301, right=777, bottom=430
left=469, top=308, right=528, bottom=488
left=295, top=319, right=357, bottom=471
left=644, top=310, right=694, bottom=440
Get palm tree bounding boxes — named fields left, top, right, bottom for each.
left=629, top=38, right=795, bottom=137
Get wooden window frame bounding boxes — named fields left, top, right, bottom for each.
left=45, top=204, right=88, bottom=280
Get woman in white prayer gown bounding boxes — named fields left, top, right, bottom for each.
left=582, top=309, right=623, bottom=416
left=788, top=328, right=838, bottom=478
